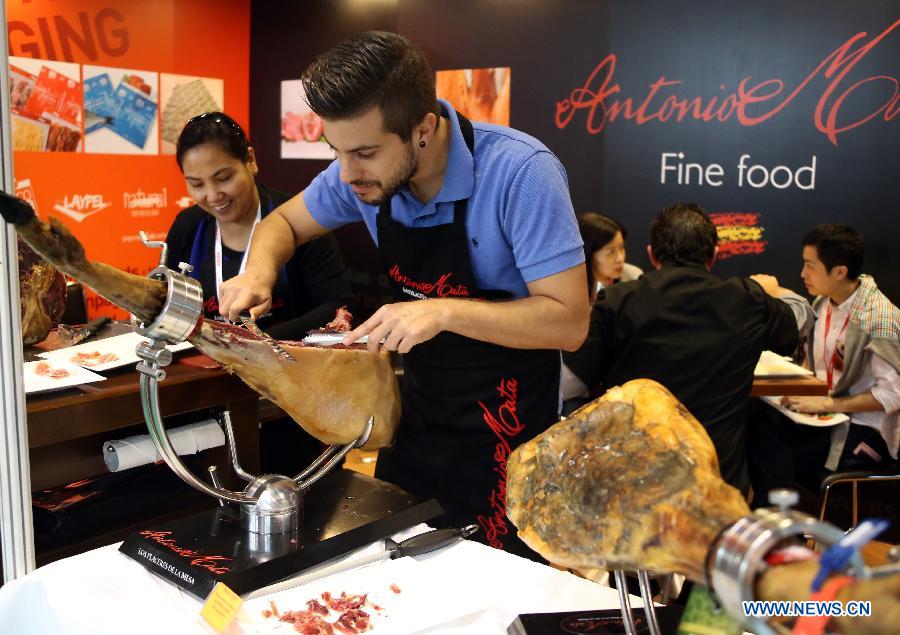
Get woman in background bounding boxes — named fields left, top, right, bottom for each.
left=561, top=213, right=642, bottom=413
left=166, top=112, right=354, bottom=472
left=579, top=212, right=642, bottom=303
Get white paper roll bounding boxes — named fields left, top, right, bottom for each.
left=103, top=418, right=226, bottom=472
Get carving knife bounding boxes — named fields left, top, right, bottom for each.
left=244, top=525, right=478, bottom=599
left=302, top=329, right=369, bottom=347
left=58, top=316, right=111, bottom=345
left=238, top=314, right=296, bottom=362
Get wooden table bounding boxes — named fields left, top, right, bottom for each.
left=22, top=328, right=263, bottom=565
left=751, top=374, right=829, bottom=397
left=26, top=359, right=261, bottom=491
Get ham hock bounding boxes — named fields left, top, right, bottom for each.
left=507, top=379, right=900, bottom=635
left=18, top=236, right=67, bottom=345
left=1, top=192, right=399, bottom=449
left=507, top=378, right=749, bottom=582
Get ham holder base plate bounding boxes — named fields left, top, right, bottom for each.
left=119, top=470, right=442, bottom=599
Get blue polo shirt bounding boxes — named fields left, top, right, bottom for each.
left=303, top=100, right=583, bottom=299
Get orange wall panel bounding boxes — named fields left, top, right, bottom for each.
left=7, top=0, right=250, bottom=319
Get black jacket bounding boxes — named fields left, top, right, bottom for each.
left=164, top=184, right=353, bottom=339
left=564, top=264, right=799, bottom=492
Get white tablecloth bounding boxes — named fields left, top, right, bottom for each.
left=0, top=528, right=640, bottom=634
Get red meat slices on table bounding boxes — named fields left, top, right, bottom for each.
left=279, top=610, right=335, bottom=634
left=333, top=608, right=370, bottom=634
left=262, top=590, right=376, bottom=634
left=70, top=350, right=118, bottom=366
left=34, top=361, right=70, bottom=379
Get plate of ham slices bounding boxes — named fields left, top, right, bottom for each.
left=239, top=555, right=487, bottom=635
left=24, top=360, right=106, bottom=394
left=37, top=331, right=193, bottom=372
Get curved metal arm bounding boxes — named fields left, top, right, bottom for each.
left=613, top=570, right=638, bottom=635
left=293, top=444, right=342, bottom=482
left=221, top=411, right=254, bottom=483
left=637, top=570, right=661, bottom=635
left=137, top=340, right=255, bottom=505
left=295, top=416, right=374, bottom=490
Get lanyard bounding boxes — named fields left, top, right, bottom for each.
left=822, top=302, right=850, bottom=390
left=214, top=205, right=261, bottom=298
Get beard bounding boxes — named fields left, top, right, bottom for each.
left=352, top=142, right=418, bottom=206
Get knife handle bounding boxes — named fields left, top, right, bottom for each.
left=85, top=316, right=111, bottom=330
left=392, top=525, right=479, bottom=558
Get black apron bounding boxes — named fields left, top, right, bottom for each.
left=373, top=113, right=561, bottom=560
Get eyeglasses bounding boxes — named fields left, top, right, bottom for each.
left=183, top=111, right=249, bottom=146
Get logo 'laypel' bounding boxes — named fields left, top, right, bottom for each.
left=53, top=193, right=112, bottom=222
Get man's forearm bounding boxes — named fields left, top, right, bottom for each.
left=441, top=294, right=588, bottom=351
left=830, top=391, right=884, bottom=413
left=778, top=290, right=816, bottom=337
left=246, top=212, right=299, bottom=285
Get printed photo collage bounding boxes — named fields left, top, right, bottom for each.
left=9, top=57, right=223, bottom=156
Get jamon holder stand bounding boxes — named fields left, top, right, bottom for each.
left=118, top=233, right=441, bottom=598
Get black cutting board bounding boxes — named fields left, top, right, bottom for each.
left=119, top=469, right=442, bottom=598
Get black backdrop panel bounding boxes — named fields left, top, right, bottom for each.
left=250, top=0, right=899, bottom=308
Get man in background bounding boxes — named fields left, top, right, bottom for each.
left=751, top=224, right=900, bottom=499
left=565, top=203, right=811, bottom=494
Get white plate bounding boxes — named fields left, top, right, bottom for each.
left=754, top=350, right=814, bottom=377
left=37, top=332, right=193, bottom=372
left=240, top=555, right=487, bottom=635
left=760, top=396, right=850, bottom=427
left=24, top=360, right=107, bottom=394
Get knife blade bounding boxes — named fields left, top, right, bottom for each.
left=239, top=314, right=296, bottom=362
left=302, top=330, right=369, bottom=347
left=58, top=316, right=111, bottom=345
left=244, top=525, right=478, bottom=599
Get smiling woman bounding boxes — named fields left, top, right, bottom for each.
left=164, top=112, right=353, bottom=340
left=163, top=112, right=356, bottom=474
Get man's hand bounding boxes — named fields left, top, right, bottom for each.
left=750, top=274, right=780, bottom=295
left=780, top=395, right=835, bottom=414
left=750, top=273, right=784, bottom=298
left=343, top=299, right=449, bottom=353
left=218, top=270, right=275, bottom=322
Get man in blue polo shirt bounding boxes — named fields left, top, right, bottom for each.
left=219, top=31, right=587, bottom=559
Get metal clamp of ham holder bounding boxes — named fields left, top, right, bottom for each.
left=707, top=489, right=871, bottom=635
left=128, top=231, right=373, bottom=539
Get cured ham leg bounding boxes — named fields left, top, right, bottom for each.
left=507, top=379, right=900, bottom=635
left=507, top=378, right=749, bottom=581
left=2, top=194, right=399, bottom=449
left=18, top=237, right=67, bottom=344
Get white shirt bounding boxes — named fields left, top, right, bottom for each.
left=813, top=288, right=900, bottom=458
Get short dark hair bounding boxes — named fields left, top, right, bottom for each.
left=802, top=224, right=864, bottom=279
left=579, top=212, right=626, bottom=291
left=175, top=112, right=251, bottom=170
left=301, top=31, right=440, bottom=141
left=650, top=203, right=718, bottom=266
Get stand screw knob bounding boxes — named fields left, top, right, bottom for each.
left=768, top=488, right=799, bottom=511
left=178, top=261, right=194, bottom=274
left=888, top=545, right=900, bottom=564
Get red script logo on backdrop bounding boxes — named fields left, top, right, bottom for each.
left=556, top=20, right=899, bottom=146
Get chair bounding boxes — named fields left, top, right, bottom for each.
left=818, top=464, right=900, bottom=528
